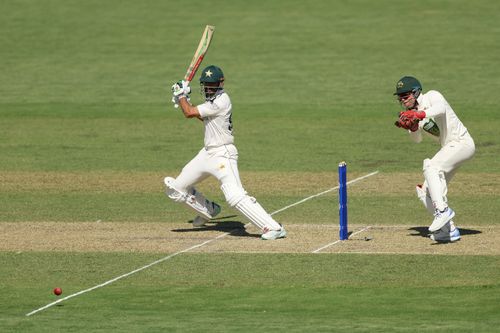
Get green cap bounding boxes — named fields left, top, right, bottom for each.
left=394, top=76, right=422, bottom=95
left=199, top=65, right=224, bottom=83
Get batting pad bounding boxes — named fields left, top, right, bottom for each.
left=221, top=182, right=280, bottom=231
left=236, top=197, right=281, bottom=231
left=164, top=177, right=218, bottom=219
left=416, top=184, right=436, bottom=215
left=423, top=159, right=448, bottom=211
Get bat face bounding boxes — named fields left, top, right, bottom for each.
left=184, top=25, right=215, bottom=83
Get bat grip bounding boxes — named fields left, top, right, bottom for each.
left=173, top=80, right=191, bottom=109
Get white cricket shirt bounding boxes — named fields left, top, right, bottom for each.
left=410, top=90, right=474, bottom=147
left=197, top=91, right=234, bottom=149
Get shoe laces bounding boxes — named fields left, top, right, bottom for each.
left=434, top=208, right=448, bottom=217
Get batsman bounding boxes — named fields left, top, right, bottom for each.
left=394, top=76, right=475, bottom=242
left=165, top=65, right=287, bottom=240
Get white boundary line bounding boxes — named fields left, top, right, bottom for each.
left=25, top=170, right=379, bottom=316
left=311, top=226, right=372, bottom=253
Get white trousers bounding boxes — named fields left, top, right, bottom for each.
left=173, top=145, right=242, bottom=192
left=170, top=144, right=281, bottom=231
left=421, top=139, right=475, bottom=211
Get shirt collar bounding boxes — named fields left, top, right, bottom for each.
left=416, top=92, right=424, bottom=105
left=207, top=89, right=224, bottom=102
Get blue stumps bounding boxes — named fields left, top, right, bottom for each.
left=338, top=161, right=348, bottom=240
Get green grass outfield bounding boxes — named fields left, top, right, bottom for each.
left=1, top=0, right=499, bottom=332
left=1, top=253, right=499, bottom=332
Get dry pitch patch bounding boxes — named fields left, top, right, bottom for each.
left=1, top=171, right=499, bottom=255
left=0, top=222, right=498, bottom=256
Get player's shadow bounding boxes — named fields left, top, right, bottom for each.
left=171, top=215, right=260, bottom=238
left=408, top=226, right=482, bottom=241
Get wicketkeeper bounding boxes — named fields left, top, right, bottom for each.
left=165, top=65, right=286, bottom=240
left=394, top=76, right=475, bottom=242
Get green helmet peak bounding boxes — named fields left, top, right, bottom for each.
left=394, top=76, right=422, bottom=96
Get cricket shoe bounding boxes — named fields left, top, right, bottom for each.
left=261, top=225, right=287, bottom=240
left=430, top=226, right=461, bottom=242
left=192, top=202, right=221, bottom=227
left=428, top=207, right=455, bottom=232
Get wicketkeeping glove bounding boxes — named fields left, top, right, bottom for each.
left=394, top=111, right=420, bottom=132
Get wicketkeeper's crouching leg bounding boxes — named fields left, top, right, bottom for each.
left=164, top=177, right=221, bottom=225
left=415, top=183, right=436, bottom=215
left=416, top=183, right=460, bottom=242
left=221, top=183, right=286, bottom=240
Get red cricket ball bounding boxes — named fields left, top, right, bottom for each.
left=53, top=287, right=62, bottom=296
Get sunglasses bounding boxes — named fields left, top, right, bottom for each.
left=397, top=92, right=413, bottom=101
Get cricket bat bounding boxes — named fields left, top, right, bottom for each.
left=174, top=25, right=215, bottom=108
left=184, top=25, right=215, bottom=84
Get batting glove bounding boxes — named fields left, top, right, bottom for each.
left=171, top=80, right=191, bottom=97
left=171, top=94, right=190, bottom=108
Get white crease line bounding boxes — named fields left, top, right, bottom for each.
left=270, top=171, right=379, bottom=216
left=311, top=226, right=372, bottom=253
left=25, top=233, right=229, bottom=317
left=26, top=170, right=379, bottom=316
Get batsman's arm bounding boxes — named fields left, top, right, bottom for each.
left=178, top=97, right=202, bottom=120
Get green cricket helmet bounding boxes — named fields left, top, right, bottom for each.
left=394, top=76, right=422, bottom=98
left=199, top=65, right=224, bottom=100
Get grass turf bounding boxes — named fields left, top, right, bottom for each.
left=1, top=253, right=499, bottom=332
left=1, top=0, right=499, bottom=332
